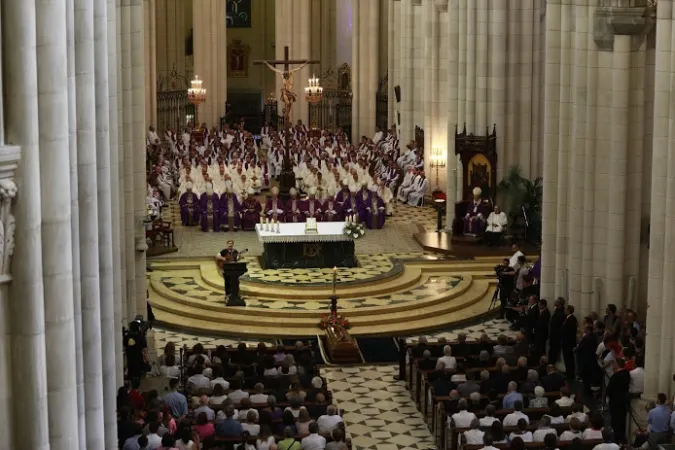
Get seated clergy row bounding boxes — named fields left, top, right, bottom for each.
left=179, top=184, right=387, bottom=232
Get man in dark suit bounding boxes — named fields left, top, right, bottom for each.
left=541, top=364, right=566, bottom=392
left=523, top=295, right=539, bottom=340
left=577, top=324, right=600, bottom=396
left=605, top=359, right=631, bottom=443
left=534, top=299, right=550, bottom=358
left=561, top=305, right=578, bottom=378
left=548, top=297, right=566, bottom=363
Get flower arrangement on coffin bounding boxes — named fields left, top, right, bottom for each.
left=343, top=221, right=366, bottom=240
left=319, top=312, right=351, bottom=330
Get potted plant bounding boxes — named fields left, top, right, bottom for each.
left=496, top=165, right=543, bottom=243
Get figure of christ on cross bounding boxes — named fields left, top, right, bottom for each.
left=254, top=46, right=320, bottom=197
left=253, top=46, right=320, bottom=127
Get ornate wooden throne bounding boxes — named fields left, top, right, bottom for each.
left=451, top=124, right=498, bottom=237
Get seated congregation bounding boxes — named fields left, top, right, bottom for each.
left=118, top=341, right=348, bottom=450
left=401, top=302, right=646, bottom=450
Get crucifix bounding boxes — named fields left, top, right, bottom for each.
left=254, top=46, right=320, bottom=198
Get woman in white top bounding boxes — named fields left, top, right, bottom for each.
left=559, top=418, right=584, bottom=441
left=256, top=425, right=276, bottom=450
left=582, top=412, right=605, bottom=440
left=175, top=428, right=195, bottom=450
left=159, top=353, right=181, bottom=378
left=463, top=419, right=485, bottom=445
left=532, top=416, right=556, bottom=442
left=436, top=345, right=457, bottom=370
left=509, top=419, right=533, bottom=443
left=241, top=410, right=261, bottom=437
left=209, top=384, right=228, bottom=406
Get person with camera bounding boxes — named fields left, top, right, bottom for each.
left=124, top=319, right=149, bottom=381
left=495, top=258, right=516, bottom=319
left=216, top=239, right=239, bottom=296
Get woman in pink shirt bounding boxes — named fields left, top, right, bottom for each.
left=193, top=412, right=215, bottom=440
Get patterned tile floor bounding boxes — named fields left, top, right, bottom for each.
left=322, top=365, right=435, bottom=450
left=157, top=272, right=462, bottom=310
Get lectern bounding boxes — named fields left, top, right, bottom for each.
left=222, top=262, right=247, bottom=306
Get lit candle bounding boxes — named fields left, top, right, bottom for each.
left=333, top=266, right=337, bottom=274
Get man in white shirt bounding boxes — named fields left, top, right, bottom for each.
left=436, top=345, right=458, bottom=370
left=479, top=405, right=500, bottom=427
left=509, top=244, right=524, bottom=268
left=449, top=399, right=477, bottom=428
left=479, top=434, right=500, bottom=450
left=228, top=380, right=250, bottom=405
left=629, top=360, right=645, bottom=394
left=250, top=383, right=269, bottom=404
left=532, top=416, right=557, bottom=442
left=503, top=401, right=530, bottom=427
left=592, top=428, right=620, bottom=450
left=317, top=405, right=344, bottom=434
left=485, top=205, right=508, bottom=246
left=146, top=422, right=162, bottom=450
left=187, top=370, right=212, bottom=391
left=301, top=422, right=327, bottom=450
left=463, top=419, right=485, bottom=445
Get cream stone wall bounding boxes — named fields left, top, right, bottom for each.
left=227, top=0, right=275, bottom=96
left=155, top=0, right=191, bottom=80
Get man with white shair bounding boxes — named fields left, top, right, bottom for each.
left=484, top=205, right=508, bottom=246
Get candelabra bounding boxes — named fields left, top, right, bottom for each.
left=304, top=74, right=324, bottom=129
left=430, top=147, right=447, bottom=189
left=187, top=75, right=207, bottom=126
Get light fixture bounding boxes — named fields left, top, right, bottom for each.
left=430, top=147, right=447, bottom=188
left=187, top=75, right=207, bottom=126
left=304, top=74, right=323, bottom=104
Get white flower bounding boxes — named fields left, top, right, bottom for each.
left=353, top=233, right=359, bottom=238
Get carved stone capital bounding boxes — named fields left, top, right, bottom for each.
left=593, top=2, right=655, bottom=51
left=0, top=145, right=21, bottom=282
left=412, top=0, right=422, bottom=5
left=435, top=0, right=448, bottom=12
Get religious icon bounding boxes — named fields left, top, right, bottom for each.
left=228, top=39, right=251, bottom=78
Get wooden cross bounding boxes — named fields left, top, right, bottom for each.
left=253, top=45, right=320, bottom=76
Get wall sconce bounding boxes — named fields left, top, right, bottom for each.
left=430, top=148, right=447, bottom=188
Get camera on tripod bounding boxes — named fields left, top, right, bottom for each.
left=124, top=315, right=149, bottom=339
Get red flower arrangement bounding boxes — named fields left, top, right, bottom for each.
left=318, top=312, right=351, bottom=330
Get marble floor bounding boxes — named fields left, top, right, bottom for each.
left=322, top=365, right=435, bottom=450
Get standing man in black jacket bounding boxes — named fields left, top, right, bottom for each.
left=534, top=299, right=550, bottom=358
left=605, top=359, right=631, bottom=443
left=548, top=297, right=566, bottom=363
left=561, top=305, right=578, bottom=378
left=576, top=324, right=599, bottom=395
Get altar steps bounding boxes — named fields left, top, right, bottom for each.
left=150, top=277, right=496, bottom=337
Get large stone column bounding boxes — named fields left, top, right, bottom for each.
left=295, top=0, right=311, bottom=128
left=108, top=0, right=125, bottom=388
left=446, top=0, right=459, bottom=228
left=121, top=0, right=136, bottom=324
left=2, top=1, right=50, bottom=449
left=398, top=0, right=414, bottom=144
left=144, top=0, right=157, bottom=128
left=94, top=0, right=118, bottom=445
left=75, top=0, right=106, bottom=445
left=352, top=0, right=380, bottom=141
left=131, top=0, right=147, bottom=317
left=336, top=0, right=352, bottom=66
left=647, top=0, right=675, bottom=397
left=387, top=0, right=396, bottom=127
left=36, top=0, right=81, bottom=448
left=66, top=0, right=86, bottom=445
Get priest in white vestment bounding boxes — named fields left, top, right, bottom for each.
left=376, top=180, right=394, bottom=216
left=406, top=172, right=428, bottom=206
left=484, top=205, right=508, bottom=246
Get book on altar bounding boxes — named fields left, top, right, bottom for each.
left=305, top=218, right=318, bottom=234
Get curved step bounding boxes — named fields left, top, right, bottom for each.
left=150, top=279, right=490, bottom=330
left=152, top=284, right=498, bottom=338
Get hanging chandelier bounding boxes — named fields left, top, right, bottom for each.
left=304, top=74, right=323, bottom=104
left=187, top=75, right=207, bottom=106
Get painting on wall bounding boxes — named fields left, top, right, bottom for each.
left=228, top=39, right=251, bottom=78
left=226, top=0, right=252, bottom=28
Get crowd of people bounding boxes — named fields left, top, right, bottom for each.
left=145, top=121, right=430, bottom=233
left=118, top=341, right=348, bottom=450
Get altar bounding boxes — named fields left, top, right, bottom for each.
left=256, top=222, right=357, bottom=269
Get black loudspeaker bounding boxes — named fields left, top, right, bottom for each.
left=394, top=85, right=401, bottom=103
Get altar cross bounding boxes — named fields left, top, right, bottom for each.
left=253, top=45, right=320, bottom=79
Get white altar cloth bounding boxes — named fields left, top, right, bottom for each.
left=255, top=221, right=352, bottom=243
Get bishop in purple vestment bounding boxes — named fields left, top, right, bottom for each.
left=219, top=189, right=242, bottom=231
left=365, top=185, right=386, bottom=229
left=322, top=198, right=343, bottom=222
left=199, top=185, right=220, bottom=232
left=285, top=188, right=304, bottom=223
left=343, top=187, right=365, bottom=223
left=301, top=187, right=323, bottom=221
left=264, top=186, right=285, bottom=222
left=179, top=182, right=200, bottom=226
left=334, top=182, right=350, bottom=205
left=240, top=188, right=261, bottom=231
left=463, top=187, right=489, bottom=235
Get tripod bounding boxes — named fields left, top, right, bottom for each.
left=488, top=284, right=501, bottom=311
